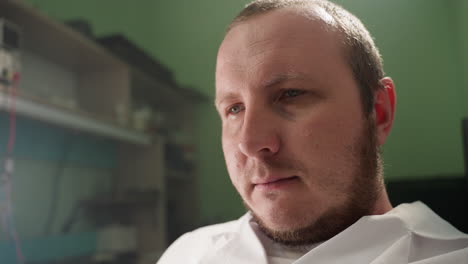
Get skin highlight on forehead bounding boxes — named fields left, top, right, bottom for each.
left=291, top=4, right=337, bottom=28
left=226, top=5, right=342, bottom=48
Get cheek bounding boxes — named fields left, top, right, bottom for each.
left=290, top=113, right=364, bottom=182
left=301, top=108, right=363, bottom=146
left=295, top=120, right=344, bottom=155
left=222, top=135, right=246, bottom=184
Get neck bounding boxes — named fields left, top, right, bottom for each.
left=371, top=187, right=393, bottom=215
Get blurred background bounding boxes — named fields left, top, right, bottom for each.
left=0, top=0, right=467, bottom=263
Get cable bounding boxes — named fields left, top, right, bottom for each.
left=7, top=73, right=19, bottom=154
left=0, top=72, right=25, bottom=264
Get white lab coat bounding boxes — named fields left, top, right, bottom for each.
left=157, top=202, right=468, bottom=264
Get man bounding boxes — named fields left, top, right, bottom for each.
left=158, top=0, right=468, bottom=263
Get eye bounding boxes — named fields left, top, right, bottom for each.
left=227, top=104, right=245, bottom=115
left=279, top=89, right=306, bottom=100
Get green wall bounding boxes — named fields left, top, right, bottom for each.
left=458, top=0, right=468, bottom=116
left=24, top=0, right=466, bottom=224
left=336, top=0, right=464, bottom=179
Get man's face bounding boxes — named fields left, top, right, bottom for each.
left=215, top=8, right=382, bottom=245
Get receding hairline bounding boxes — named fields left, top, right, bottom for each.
left=223, top=4, right=349, bottom=64
left=226, top=1, right=340, bottom=35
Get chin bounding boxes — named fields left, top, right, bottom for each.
left=250, top=208, right=321, bottom=246
left=264, top=219, right=307, bottom=233
left=255, top=204, right=317, bottom=231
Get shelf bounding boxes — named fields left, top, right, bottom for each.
left=0, top=0, right=127, bottom=72
left=0, top=0, right=171, bottom=256
left=0, top=90, right=151, bottom=145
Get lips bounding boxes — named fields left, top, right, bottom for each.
left=254, top=176, right=298, bottom=185
left=253, top=176, right=300, bottom=190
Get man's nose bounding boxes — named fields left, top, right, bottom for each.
left=238, top=108, right=280, bottom=158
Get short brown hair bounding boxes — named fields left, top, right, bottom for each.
left=227, top=0, right=385, bottom=116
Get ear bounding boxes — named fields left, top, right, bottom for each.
left=374, top=77, right=396, bottom=146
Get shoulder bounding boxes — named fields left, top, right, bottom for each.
left=391, top=202, right=468, bottom=262
left=157, top=214, right=250, bottom=264
left=392, top=201, right=467, bottom=239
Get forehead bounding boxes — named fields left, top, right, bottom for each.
left=222, top=8, right=340, bottom=57
left=215, top=7, right=349, bottom=98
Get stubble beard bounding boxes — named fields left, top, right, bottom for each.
left=246, top=118, right=384, bottom=247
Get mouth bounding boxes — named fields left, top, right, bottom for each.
left=253, top=176, right=300, bottom=191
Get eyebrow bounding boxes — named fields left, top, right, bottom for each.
left=214, top=72, right=310, bottom=108
left=214, top=92, right=237, bottom=109
left=263, top=72, right=309, bottom=88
